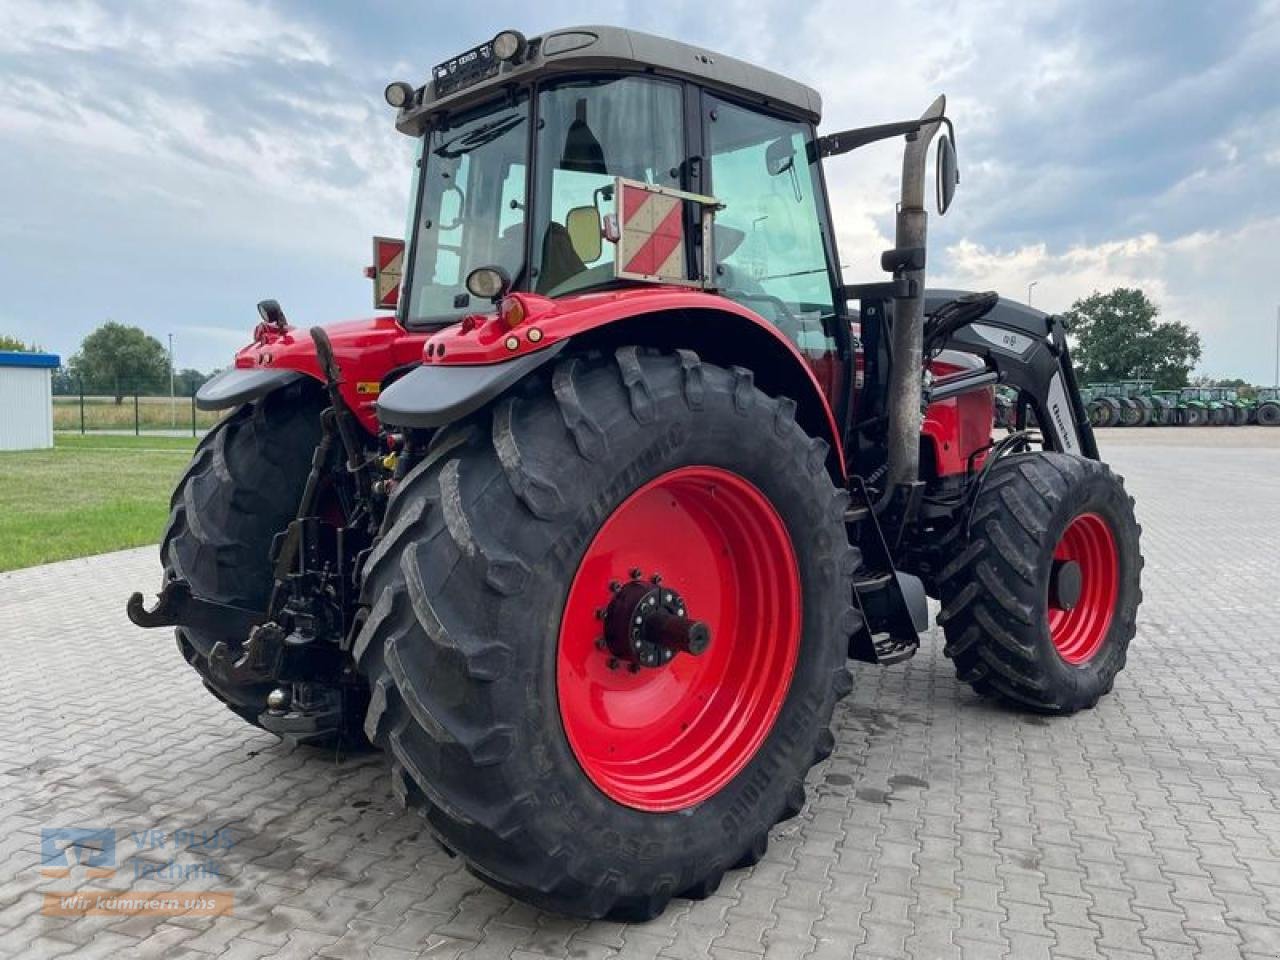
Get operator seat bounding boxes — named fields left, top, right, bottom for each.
left=537, top=222, right=587, bottom=293
left=561, top=99, right=607, bottom=174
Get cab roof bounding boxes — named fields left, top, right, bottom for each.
left=395, top=25, right=823, bottom=133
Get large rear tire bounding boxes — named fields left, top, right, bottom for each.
left=353, top=348, right=860, bottom=919
left=1184, top=406, right=1206, bottom=427
left=1096, top=397, right=1121, bottom=428
left=936, top=452, right=1142, bottom=714
left=1258, top=403, right=1280, bottom=426
left=162, top=383, right=325, bottom=730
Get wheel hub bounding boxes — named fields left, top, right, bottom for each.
left=1049, top=559, right=1083, bottom=611
left=602, top=573, right=710, bottom=669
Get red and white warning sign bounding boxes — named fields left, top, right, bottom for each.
left=368, top=236, right=404, bottom=310
left=613, top=179, right=719, bottom=286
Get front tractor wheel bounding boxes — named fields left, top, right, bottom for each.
left=936, top=452, right=1142, bottom=714
left=353, top=348, right=860, bottom=919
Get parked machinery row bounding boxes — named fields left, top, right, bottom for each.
left=1078, top=382, right=1280, bottom=427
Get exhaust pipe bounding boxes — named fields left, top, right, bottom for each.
left=885, top=95, right=946, bottom=491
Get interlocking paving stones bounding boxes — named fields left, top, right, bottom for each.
left=2, top=432, right=1279, bottom=958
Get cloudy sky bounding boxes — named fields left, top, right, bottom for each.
left=2, top=0, right=1278, bottom=381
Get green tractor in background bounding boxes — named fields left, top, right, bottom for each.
left=1086, top=383, right=1126, bottom=427
left=1180, top=387, right=1227, bottom=425
left=1256, top=387, right=1280, bottom=426
left=1149, top=389, right=1184, bottom=425
left=1208, top=387, right=1250, bottom=425
left=1223, top=389, right=1255, bottom=425
left=1118, top=379, right=1156, bottom=427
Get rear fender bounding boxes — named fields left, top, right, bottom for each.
left=379, top=288, right=846, bottom=481
left=208, top=316, right=428, bottom=433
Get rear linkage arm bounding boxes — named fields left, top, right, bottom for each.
left=128, top=327, right=386, bottom=688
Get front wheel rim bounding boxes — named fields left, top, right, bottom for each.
left=1047, top=512, right=1119, bottom=664
left=557, top=466, right=802, bottom=812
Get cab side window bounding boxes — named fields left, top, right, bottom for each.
left=707, top=97, right=836, bottom=360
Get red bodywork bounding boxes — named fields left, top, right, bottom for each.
left=235, top=316, right=428, bottom=433
left=422, top=286, right=848, bottom=471
left=231, top=287, right=990, bottom=479
left=922, top=356, right=995, bottom=477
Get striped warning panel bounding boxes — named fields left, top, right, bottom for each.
left=618, top=183, right=685, bottom=281
left=374, top=237, right=403, bottom=309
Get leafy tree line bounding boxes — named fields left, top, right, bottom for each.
left=1, top=321, right=218, bottom=402
left=1062, top=288, right=1202, bottom=390
left=0, top=335, right=43, bottom=351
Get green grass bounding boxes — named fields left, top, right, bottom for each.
left=0, top=434, right=198, bottom=572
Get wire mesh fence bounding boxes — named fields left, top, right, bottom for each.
left=52, top=384, right=222, bottom=436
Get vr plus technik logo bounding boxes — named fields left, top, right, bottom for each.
left=41, top=828, right=116, bottom=880
left=39, top=826, right=236, bottom=917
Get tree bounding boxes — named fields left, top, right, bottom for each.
left=174, top=368, right=216, bottom=396
left=67, top=322, right=169, bottom=402
left=1062, top=288, right=1202, bottom=390
left=0, top=334, right=40, bottom=351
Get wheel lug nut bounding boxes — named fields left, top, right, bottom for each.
left=595, top=607, right=607, bottom=620
left=609, top=580, right=622, bottom=593
left=629, top=568, right=643, bottom=580
left=651, top=573, right=662, bottom=585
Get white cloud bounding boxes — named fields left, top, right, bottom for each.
left=0, top=0, right=329, bottom=67
left=935, top=217, right=1280, bottom=381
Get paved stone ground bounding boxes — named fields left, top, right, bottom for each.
left=2, top=431, right=1279, bottom=959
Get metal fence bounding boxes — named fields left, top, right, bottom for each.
left=52, top=384, right=221, bottom=436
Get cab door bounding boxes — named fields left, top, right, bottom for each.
left=702, top=94, right=848, bottom=412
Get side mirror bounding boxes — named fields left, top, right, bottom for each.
left=565, top=205, right=603, bottom=263
left=936, top=135, right=958, bottom=215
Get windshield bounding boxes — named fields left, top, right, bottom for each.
left=532, top=77, right=684, bottom=297
left=404, top=95, right=528, bottom=324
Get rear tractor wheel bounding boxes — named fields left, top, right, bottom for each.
left=1184, top=406, right=1206, bottom=426
left=936, top=452, right=1142, bottom=714
left=354, top=348, right=861, bottom=919
left=161, top=382, right=368, bottom=745
left=1258, top=403, right=1280, bottom=426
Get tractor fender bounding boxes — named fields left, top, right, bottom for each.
left=213, top=315, right=429, bottom=432
left=377, top=341, right=568, bottom=428
left=379, top=288, right=846, bottom=479
left=196, top=368, right=303, bottom=411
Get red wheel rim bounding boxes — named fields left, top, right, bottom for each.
left=557, top=466, right=801, bottom=812
left=1048, top=512, right=1119, bottom=664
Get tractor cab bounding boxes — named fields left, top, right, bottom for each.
left=385, top=27, right=844, bottom=377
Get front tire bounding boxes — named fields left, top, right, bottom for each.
left=353, top=348, right=860, bottom=919
left=936, top=452, right=1142, bottom=714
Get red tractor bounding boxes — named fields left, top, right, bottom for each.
left=129, top=26, right=1142, bottom=919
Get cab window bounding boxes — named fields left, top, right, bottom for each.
left=533, top=77, right=684, bottom=296
left=706, top=97, right=837, bottom=361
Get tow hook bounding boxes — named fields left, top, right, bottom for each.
left=126, top=579, right=265, bottom=637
